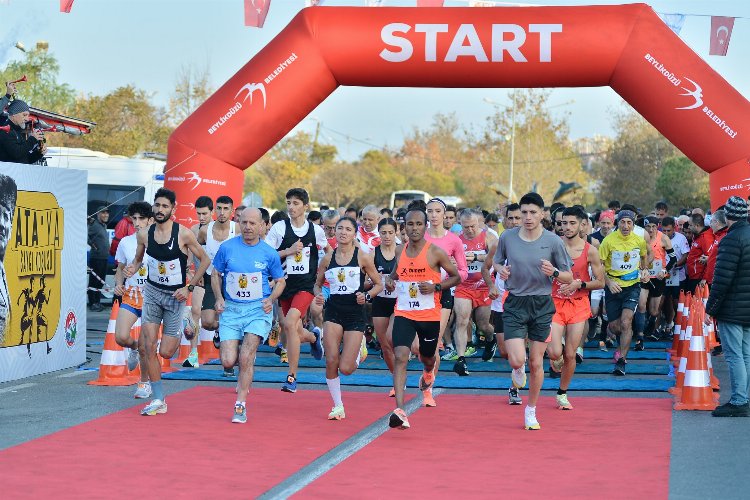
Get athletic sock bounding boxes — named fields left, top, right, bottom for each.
left=235, top=400, right=246, bottom=408
left=557, top=389, right=567, bottom=395
left=326, top=377, right=343, bottom=407
left=151, top=381, right=165, bottom=401
left=634, top=311, right=646, bottom=335
left=190, top=347, right=198, bottom=355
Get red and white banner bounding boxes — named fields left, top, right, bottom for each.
left=709, top=16, right=735, bottom=56
left=60, top=0, right=74, bottom=13
left=244, top=0, right=271, bottom=27
left=417, top=0, right=445, bottom=7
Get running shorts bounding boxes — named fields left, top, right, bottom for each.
left=219, top=300, right=272, bottom=343
left=455, top=285, right=491, bottom=309
left=552, top=296, right=591, bottom=326
left=142, top=283, right=185, bottom=338
left=120, top=287, right=143, bottom=317
left=324, top=303, right=367, bottom=332
left=604, top=284, right=640, bottom=322
left=392, top=316, right=440, bottom=358
left=371, top=297, right=396, bottom=318
left=440, top=289, right=454, bottom=309
left=502, top=294, right=555, bottom=343
left=280, top=291, right=315, bottom=317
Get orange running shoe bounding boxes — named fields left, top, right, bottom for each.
left=418, top=368, right=435, bottom=392
left=388, top=388, right=395, bottom=397
left=423, top=389, right=437, bottom=407
left=389, top=408, right=410, bottom=429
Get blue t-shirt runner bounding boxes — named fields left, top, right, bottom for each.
left=212, top=235, right=284, bottom=343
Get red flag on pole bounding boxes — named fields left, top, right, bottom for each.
left=417, top=0, right=445, bottom=6
left=60, top=0, right=74, bottom=13
left=709, top=16, right=735, bottom=56
left=244, top=0, right=271, bottom=28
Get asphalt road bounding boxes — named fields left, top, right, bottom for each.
left=1, top=309, right=748, bottom=499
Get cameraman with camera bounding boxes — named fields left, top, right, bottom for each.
left=0, top=81, right=46, bottom=165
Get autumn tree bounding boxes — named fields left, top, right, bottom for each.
left=0, top=48, right=75, bottom=114
left=54, top=86, right=172, bottom=156
left=169, top=63, right=213, bottom=127
left=655, top=156, right=710, bottom=210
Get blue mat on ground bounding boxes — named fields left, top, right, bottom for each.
left=163, top=368, right=673, bottom=392
left=203, top=356, right=668, bottom=375
left=583, top=340, right=670, bottom=349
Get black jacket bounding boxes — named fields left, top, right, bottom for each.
left=706, top=219, right=750, bottom=326
left=0, top=121, right=43, bottom=164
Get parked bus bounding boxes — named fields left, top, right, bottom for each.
left=389, top=190, right=431, bottom=210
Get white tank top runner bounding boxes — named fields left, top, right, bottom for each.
left=205, top=221, right=237, bottom=275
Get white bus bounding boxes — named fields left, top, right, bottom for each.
left=389, top=190, right=431, bottom=210
left=44, top=147, right=165, bottom=226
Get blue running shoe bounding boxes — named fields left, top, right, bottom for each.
left=310, top=327, right=323, bottom=360
left=282, top=374, right=297, bottom=393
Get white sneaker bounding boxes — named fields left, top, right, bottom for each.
left=126, top=348, right=140, bottom=371
left=524, top=405, right=540, bottom=430
left=328, top=405, right=346, bottom=420
left=140, top=398, right=167, bottom=416
left=133, top=382, right=152, bottom=399
left=511, top=365, right=527, bottom=389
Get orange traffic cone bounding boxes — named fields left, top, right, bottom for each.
left=674, top=310, right=719, bottom=410
left=672, top=299, right=691, bottom=368
left=668, top=290, right=685, bottom=356
left=701, top=313, right=720, bottom=391
left=89, top=302, right=140, bottom=386
left=197, top=327, right=220, bottom=364
left=669, top=300, right=694, bottom=396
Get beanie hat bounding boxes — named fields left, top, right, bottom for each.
left=725, top=196, right=748, bottom=221
left=7, top=99, right=29, bottom=115
left=616, top=209, right=636, bottom=224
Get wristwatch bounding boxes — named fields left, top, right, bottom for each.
left=552, top=269, right=560, bottom=278
left=187, top=284, right=195, bottom=292
left=434, top=283, right=442, bottom=292
left=580, top=280, right=587, bottom=289
left=365, top=292, right=372, bottom=302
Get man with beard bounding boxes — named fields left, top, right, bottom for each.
left=125, top=188, right=211, bottom=416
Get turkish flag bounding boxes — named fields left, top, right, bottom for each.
left=244, top=0, right=271, bottom=28
left=60, top=0, right=74, bottom=13
left=709, top=16, right=735, bottom=56
left=417, top=0, right=445, bottom=6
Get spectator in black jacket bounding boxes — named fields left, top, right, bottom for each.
left=706, top=196, right=750, bottom=417
left=87, top=207, right=110, bottom=312
left=0, top=98, right=46, bottom=164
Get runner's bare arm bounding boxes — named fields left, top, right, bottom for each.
left=114, top=263, right=126, bottom=296
left=125, top=229, right=148, bottom=277
left=587, top=244, right=605, bottom=290
left=432, top=245, right=461, bottom=290
left=315, top=253, right=332, bottom=289
left=481, top=238, right=497, bottom=283
left=182, top=227, right=210, bottom=285
left=211, top=270, right=224, bottom=313
left=360, top=253, right=383, bottom=298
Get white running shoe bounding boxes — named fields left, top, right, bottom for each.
left=524, top=405, right=540, bottom=430
left=140, top=399, right=167, bottom=416
left=133, top=382, right=152, bottom=399
left=328, top=405, right=346, bottom=420
left=511, top=365, right=527, bottom=389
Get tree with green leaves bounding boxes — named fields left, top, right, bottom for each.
left=0, top=48, right=75, bottom=113
left=655, top=156, right=709, bottom=210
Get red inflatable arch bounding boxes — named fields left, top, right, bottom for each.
left=165, top=4, right=750, bottom=221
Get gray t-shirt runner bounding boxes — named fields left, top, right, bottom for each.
left=493, top=227, right=572, bottom=296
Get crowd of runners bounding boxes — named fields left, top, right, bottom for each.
left=108, top=186, right=726, bottom=429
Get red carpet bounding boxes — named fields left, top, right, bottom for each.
left=296, top=395, right=672, bottom=500
left=0, top=387, right=398, bottom=499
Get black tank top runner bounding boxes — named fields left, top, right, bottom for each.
left=278, top=219, right=318, bottom=299
left=146, top=222, right=188, bottom=292
left=374, top=245, right=396, bottom=275
left=327, top=247, right=365, bottom=309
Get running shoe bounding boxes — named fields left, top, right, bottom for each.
left=613, top=357, right=627, bottom=376
left=133, top=382, right=151, bottom=399
left=575, top=347, right=584, bottom=365
left=140, top=399, right=167, bottom=416
left=508, top=387, right=522, bottom=405
left=359, top=336, right=368, bottom=363
left=511, top=365, right=527, bottom=389
left=556, top=393, right=573, bottom=410
left=465, top=346, right=477, bottom=357
left=232, top=404, right=247, bottom=424
left=126, top=348, right=140, bottom=371
left=328, top=405, right=346, bottom=420
left=441, top=348, right=459, bottom=361
left=212, top=331, right=221, bottom=350
left=281, top=374, right=297, bottom=393
left=482, top=338, right=497, bottom=362
left=548, top=365, right=561, bottom=379
left=182, top=351, right=199, bottom=368
left=222, top=367, right=234, bottom=377
left=634, top=338, right=645, bottom=351
left=419, top=368, right=435, bottom=391
left=613, top=350, right=621, bottom=363
left=423, top=388, right=437, bottom=407
left=524, top=405, right=540, bottom=430
left=310, top=326, right=323, bottom=360
left=268, top=321, right=280, bottom=347
left=280, top=348, right=288, bottom=364
left=388, top=388, right=395, bottom=398
left=389, top=408, right=410, bottom=429
left=453, top=358, right=470, bottom=376
left=551, top=355, right=564, bottom=373
left=599, top=341, right=608, bottom=352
